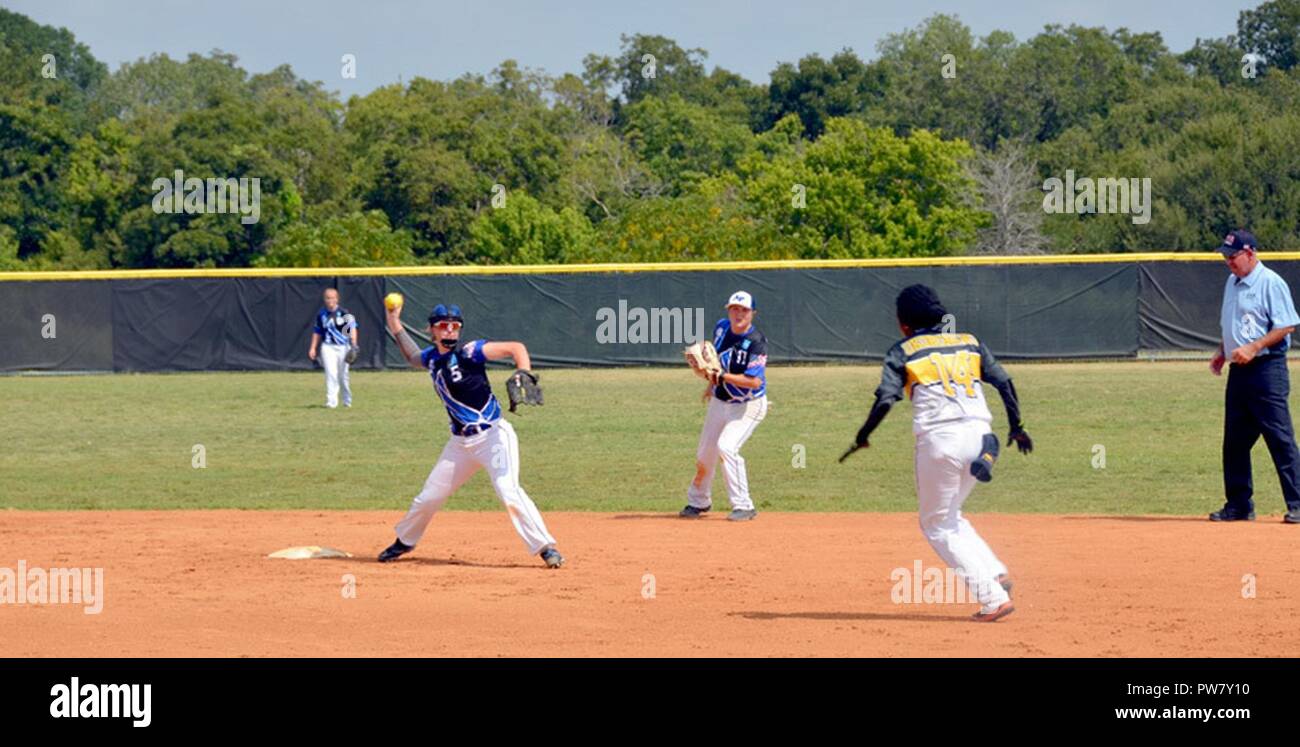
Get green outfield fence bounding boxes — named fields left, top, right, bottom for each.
left=1, top=253, right=1291, bottom=372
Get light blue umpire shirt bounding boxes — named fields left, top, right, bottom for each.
left=1220, top=261, right=1300, bottom=357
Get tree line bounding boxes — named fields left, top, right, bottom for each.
left=2, top=2, right=1299, bottom=269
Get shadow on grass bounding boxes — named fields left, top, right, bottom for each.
left=730, top=610, right=971, bottom=623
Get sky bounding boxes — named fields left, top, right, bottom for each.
left=6, top=0, right=1262, bottom=98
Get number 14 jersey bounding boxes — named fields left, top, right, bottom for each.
left=876, top=330, right=1011, bottom=435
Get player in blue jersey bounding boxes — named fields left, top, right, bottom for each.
left=377, top=300, right=564, bottom=568
left=680, top=290, right=769, bottom=521
left=307, top=287, right=358, bottom=408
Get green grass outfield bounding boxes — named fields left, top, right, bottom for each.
left=1, top=361, right=1277, bottom=514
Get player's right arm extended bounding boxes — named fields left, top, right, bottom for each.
left=385, top=308, right=423, bottom=369
left=854, top=394, right=898, bottom=447
left=852, top=345, right=906, bottom=447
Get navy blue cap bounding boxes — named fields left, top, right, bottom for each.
left=1220, top=230, right=1258, bottom=257
left=428, top=304, right=464, bottom=325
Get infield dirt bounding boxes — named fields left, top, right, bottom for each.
left=2, top=510, right=1294, bottom=657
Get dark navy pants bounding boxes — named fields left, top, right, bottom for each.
left=1224, top=354, right=1300, bottom=512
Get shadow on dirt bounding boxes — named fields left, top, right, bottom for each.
left=379, top=556, right=537, bottom=569
left=1061, top=515, right=1210, bottom=523
left=730, top=610, right=972, bottom=623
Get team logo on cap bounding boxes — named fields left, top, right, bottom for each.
left=1225, top=233, right=1235, bottom=245
left=726, top=291, right=754, bottom=310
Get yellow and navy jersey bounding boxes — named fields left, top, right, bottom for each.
left=876, top=329, right=1012, bottom=434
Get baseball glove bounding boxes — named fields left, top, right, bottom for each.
left=505, top=369, right=543, bottom=413
left=684, top=340, right=723, bottom=381
left=345, top=344, right=360, bottom=364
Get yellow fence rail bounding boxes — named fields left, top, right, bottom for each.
left=1, top=251, right=1290, bottom=282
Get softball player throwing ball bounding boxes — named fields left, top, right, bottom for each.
left=681, top=290, right=768, bottom=521
left=843, top=285, right=1032, bottom=622
left=377, top=294, right=564, bottom=569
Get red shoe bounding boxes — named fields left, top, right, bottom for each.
left=972, top=601, right=1015, bottom=622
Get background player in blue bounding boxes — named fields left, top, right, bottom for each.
left=680, top=290, right=768, bottom=521
left=377, top=299, right=564, bottom=568
left=307, top=287, right=357, bottom=408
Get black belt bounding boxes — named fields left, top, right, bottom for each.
left=1234, top=352, right=1285, bottom=367
left=455, top=423, right=493, bottom=437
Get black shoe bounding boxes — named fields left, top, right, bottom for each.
left=1208, top=507, right=1255, bottom=522
left=1284, top=508, right=1300, bottom=524
left=679, top=505, right=710, bottom=518
left=540, top=547, right=565, bottom=568
left=378, top=539, right=413, bottom=562
left=970, top=433, right=1000, bottom=483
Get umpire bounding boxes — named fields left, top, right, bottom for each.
left=1210, top=229, right=1300, bottom=524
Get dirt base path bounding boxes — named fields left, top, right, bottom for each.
left=1, top=511, right=1294, bottom=657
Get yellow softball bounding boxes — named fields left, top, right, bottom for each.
left=384, top=292, right=403, bottom=311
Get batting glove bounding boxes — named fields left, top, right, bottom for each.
left=1007, top=427, right=1033, bottom=454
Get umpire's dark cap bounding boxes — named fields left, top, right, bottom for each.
left=1220, top=230, right=1258, bottom=257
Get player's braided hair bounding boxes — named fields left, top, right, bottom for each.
left=896, top=284, right=947, bottom=331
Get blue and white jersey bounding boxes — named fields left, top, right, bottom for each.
left=711, top=318, right=768, bottom=403
left=420, top=339, right=502, bottom=436
left=313, top=306, right=357, bottom=346
left=1220, top=261, right=1300, bottom=357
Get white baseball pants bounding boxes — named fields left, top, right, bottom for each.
left=914, top=419, right=1010, bottom=610
left=319, top=343, right=351, bottom=408
left=687, top=396, right=768, bottom=511
left=394, top=419, right=557, bottom=556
